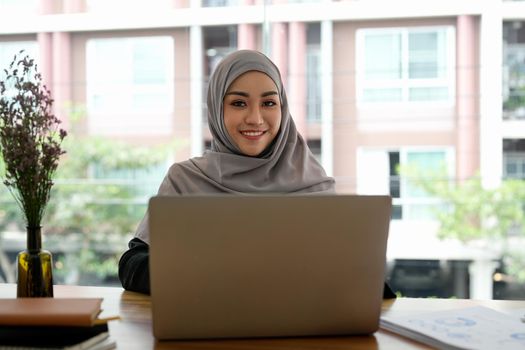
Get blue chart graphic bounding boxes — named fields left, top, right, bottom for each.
left=447, top=332, right=471, bottom=340
left=388, top=307, right=525, bottom=350
left=498, top=332, right=525, bottom=347
left=435, top=317, right=477, bottom=327
left=510, top=333, right=525, bottom=340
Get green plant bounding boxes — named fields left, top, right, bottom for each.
left=400, top=164, right=525, bottom=282
left=404, top=167, right=525, bottom=242
left=0, top=102, right=181, bottom=283
left=45, top=134, right=177, bottom=282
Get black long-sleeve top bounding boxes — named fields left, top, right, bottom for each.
left=119, top=237, right=151, bottom=294
left=119, top=237, right=397, bottom=298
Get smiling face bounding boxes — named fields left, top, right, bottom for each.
left=223, top=71, right=282, bottom=157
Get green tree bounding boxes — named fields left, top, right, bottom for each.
left=401, top=164, right=525, bottom=282
left=0, top=122, right=182, bottom=284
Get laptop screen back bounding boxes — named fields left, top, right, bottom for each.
left=149, top=194, right=391, bottom=340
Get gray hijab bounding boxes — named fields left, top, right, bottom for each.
left=136, top=50, right=335, bottom=243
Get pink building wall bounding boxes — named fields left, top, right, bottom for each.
left=456, top=15, right=480, bottom=182
left=288, top=22, right=307, bottom=137
left=2, top=8, right=480, bottom=193
left=333, top=17, right=463, bottom=193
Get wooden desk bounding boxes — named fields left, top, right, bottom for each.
left=1, top=284, right=524, bottom=349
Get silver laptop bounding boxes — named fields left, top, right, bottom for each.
left=149, top=194, right=391, bottom=340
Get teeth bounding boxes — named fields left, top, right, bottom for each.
left=242, top=131, right=264, bottom=136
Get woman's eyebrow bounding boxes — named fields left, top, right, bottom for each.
left=224, top=91, right=278, bottom=97
left=261, top=91, right=278, bottom=97
left=225, top=91, right=248, bottom=97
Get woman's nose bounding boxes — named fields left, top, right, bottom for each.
left=245, top=106, right=264, bottom=125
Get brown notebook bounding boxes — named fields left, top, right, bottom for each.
left=0, top=298, right=105, bottom=327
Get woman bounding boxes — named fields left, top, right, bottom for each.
left=118, top=50, right=395, bottom=298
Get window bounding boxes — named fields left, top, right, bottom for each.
left=0, top=0, right=37, bottom=14
left=91, top=162, right=167, bottom=199
left=204, top=26, right=237, bottom=77
left=86, top=36, right=174, bottom=135
left=307, top=139, right=321, bottom=163
left=203, top=26, right=237, bottom=122
left=504, top=154, right=525, bottom=179
left=356, top=26, right=455, bottom=104
left=0, top=41, right=39, bottom=101
left=503, top=139, right=525, bottom=179
left=0, top=41, right=38, bottom=81
left=357, top=148, right=453, bottom=220
left=201, top=0, right=238, bottom=7
left=503, top=22, right=525, bottom=119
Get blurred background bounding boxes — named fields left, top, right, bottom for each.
left=0, top=0, right=524, bottom=300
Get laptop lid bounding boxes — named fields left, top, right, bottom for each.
left=149, top=194, right=391, bottom=340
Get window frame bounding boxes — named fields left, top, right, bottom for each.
left=85, top=36, right=175, bottom=135
left=0, top=40, right=39, bottom=80
left=356, top=146, right=455, bottom=221
left=0, top=0, right=37, bottom=14
left=355, top=25, right=456, bottom=107
left=503, top=151, right=525, bottom=179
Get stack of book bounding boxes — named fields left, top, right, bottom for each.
left=0, top=298, right=118, bottom=350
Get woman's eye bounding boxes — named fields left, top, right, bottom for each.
left=263, top=100, right=277, bottom=107
left=231, top=100, right=246, bottom=107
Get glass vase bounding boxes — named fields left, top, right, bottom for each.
left=16, top=226, right=54, bottom=298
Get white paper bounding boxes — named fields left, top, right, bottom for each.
left=380, top=306, right=525, bottom=350
left=503, top=308, right=525, bottom=323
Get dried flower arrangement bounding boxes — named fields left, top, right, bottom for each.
left=0, top=51, right=67, bottom=229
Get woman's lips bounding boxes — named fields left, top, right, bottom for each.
left=240, top=130, right=266, bottom=140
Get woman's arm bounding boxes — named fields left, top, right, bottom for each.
left=118, top=237, right=150, bottom=294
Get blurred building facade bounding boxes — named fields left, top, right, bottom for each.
left=1, top=0, right=524, bottom=298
